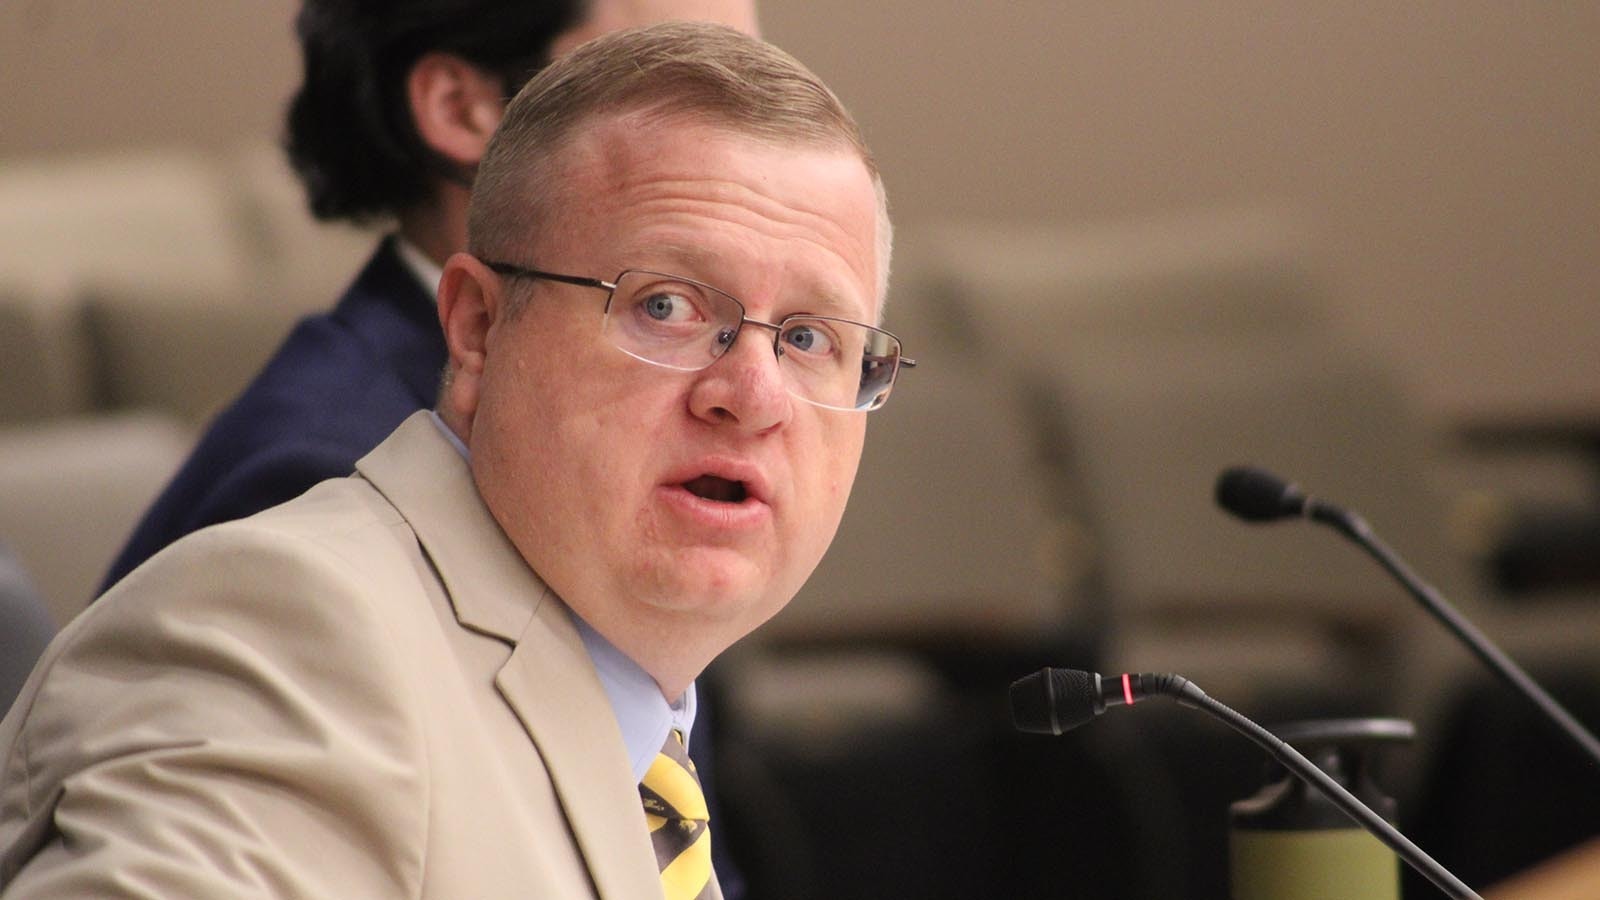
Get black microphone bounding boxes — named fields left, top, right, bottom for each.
left=1215, top=465, right=1600, bottom=769
left=1010, top=668, right=1484, bottom=900
left=1215, top=466, right=1315, bottom=521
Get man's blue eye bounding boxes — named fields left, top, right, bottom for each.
left=644, top=293, right=678, bottom=320
left=785, top=328, right=817, bottom=351
left=785, top=324, right=837, bottom=355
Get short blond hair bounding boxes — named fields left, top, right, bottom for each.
left=468, top=21, right=892, bottom=305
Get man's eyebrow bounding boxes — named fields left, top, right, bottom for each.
left=626, top=242, right=719, bottom=277
left=793, top=289, right=860, bottom=320
left=627, top=244, right=869, bottom=320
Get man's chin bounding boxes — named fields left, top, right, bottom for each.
left=639, top=553, right=785, bottom=623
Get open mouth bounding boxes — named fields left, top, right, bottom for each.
left=682, top=475, right=749, bottom=504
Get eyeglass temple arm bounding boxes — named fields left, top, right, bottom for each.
left=867, top=353, right=916, bottom=369
left=483, top=261, right=615, bottom=292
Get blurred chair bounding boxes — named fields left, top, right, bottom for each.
left=764, top=360, right=1089, bottom=653
left=0, top=283, right=95, bottom=424
left=1, top=542, right=55, bottom=714
left=81, top=286, right=300, bottom=425
left=0, top=148, right=257, bottom=302
left=1033, top=338, right=1466, bottom=696
left=899, top=208, right=1459, bottom=700
left=1400, top=632, right=1600, bottom=894
left=897, top=206, right=1324, bottom=360
left=0, top=146, right=297, bottom=428
left=0, top=413, right=191, bottom=626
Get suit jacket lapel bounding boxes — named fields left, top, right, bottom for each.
left=357, top=413, right=664, bottom=899
left=496, top=615, right=668, bottom=900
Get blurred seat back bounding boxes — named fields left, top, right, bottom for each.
left=898, top=206, right=1324, bottom=361
left=767, top=361, right=1083, bottom=647
left=0, top=413, right=192, bottom=626
left=0, top=542, right=56, bottom=713
left=0, top=148, right=278, bottom=427
left=904, top=210, right=1480, bottom=703
left=81, top=286, right=300, bottom=425
left=0, top=148, right=256, bottom=301
left=0, top=284, right=95, bottom=423
left=1040, top=338, right=1473, bottom=693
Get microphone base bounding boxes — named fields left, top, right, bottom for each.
left=1230, top=827, right=1399, bottom=900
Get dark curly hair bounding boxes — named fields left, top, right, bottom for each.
left=285, top=0, right=583, bottom=224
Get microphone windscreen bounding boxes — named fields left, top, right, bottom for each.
left=1010, top=668, right=1100, bottom=735
left=1216, top=466, right=1304, bottom=521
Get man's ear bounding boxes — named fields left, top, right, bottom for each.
left=408, top=52, right=506, bottom=167
left=437, top=252, right=501, bottom=432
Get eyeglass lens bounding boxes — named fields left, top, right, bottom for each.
left=601, top=271, right=902, bottom=411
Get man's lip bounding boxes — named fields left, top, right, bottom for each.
left=661, top=458, right=772, bottom=506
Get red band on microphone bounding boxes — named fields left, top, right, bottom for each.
left=1122, top=672, right=1135, bottom=706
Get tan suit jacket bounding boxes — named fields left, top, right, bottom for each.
left=0, top=412, right=696, bottom=898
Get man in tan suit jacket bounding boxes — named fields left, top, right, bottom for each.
left=0, top=22, right=913, bottom=899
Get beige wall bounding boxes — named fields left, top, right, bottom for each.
left=2, top=1, right=297, bottom=157
left=4, top=0, right=1597, bottom=422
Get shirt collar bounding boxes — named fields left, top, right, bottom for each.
left=575, top=617, right=697, bottom=782
left=422, top=410, right=695, bottom=782
left=426, top=409, right=471, bottom=459
left=393, top=233, right=444, bottom=302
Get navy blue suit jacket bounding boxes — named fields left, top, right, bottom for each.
left=99, top=236, right=746, bottom=898
left=101, top=238, right=445, bottom=591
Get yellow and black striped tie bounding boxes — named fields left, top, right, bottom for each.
left=639, top=729, right=713, bottom=900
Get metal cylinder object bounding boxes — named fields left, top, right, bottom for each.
left=1229, top=718, right=1415, bottom=900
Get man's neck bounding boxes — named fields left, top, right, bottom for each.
left=397, top=181, right=471, bottom=269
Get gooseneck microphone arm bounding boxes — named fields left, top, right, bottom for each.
left=1215, top=466, right=1600, bottom=769
left=1010, top=668, right=1484, bottom=900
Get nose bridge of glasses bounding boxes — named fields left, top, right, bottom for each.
left=736, top=315, right=786, bottom=355
left=709, top=315, right=785, bottom=370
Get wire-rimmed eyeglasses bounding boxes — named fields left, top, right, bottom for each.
left=481, top=261, right=915, bottom=412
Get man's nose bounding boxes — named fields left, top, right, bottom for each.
left=687, top=323, right=792, bottom=432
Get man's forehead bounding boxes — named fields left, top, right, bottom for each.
left=526, top=111, right=880, bottom=308
left=549, top=111, right=867, bottom=219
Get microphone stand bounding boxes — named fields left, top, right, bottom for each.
left=1312, top=504, right=1600, bottom=769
